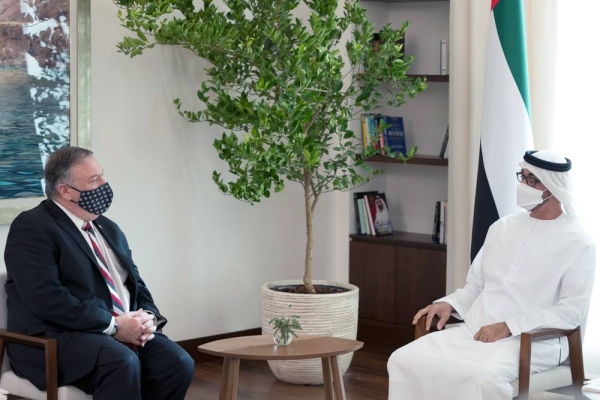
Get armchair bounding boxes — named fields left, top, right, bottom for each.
left=0, top=272, right=91, bottom=400
left=415, top=316, right=585, bottom=400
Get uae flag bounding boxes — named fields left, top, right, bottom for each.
left=470, top=0, right=534, bottom=262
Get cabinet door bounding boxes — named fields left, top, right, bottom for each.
left=349, top=241, right=396, bottom=323
left=395, top=247, right=446, bottom=325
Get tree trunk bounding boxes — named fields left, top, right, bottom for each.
left=303, top=174, right=315, bottom=294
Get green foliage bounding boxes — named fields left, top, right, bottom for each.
left=113, top=0, right=426, bottom=288
left=269, top=305, right=302, bottom=344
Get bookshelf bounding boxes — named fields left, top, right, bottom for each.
left=357, top=153, right=448, bottom=167
left=407, top=74, right=449, bottom=82
left=350, top=0, right=450, bottom=342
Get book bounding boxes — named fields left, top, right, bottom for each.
left=439, top=124, right=449, bottom=158
left=381, top=116, right=406, bottom=155
left=366, top=114, right=381, bottom=151
left=361, top=114, right=368, bottom=152
left=354, top=191, right=378, bottom=235
left=369, top=193, right=393, bottom=236
left=364, top=196, right=376, bottom=235
left=439, top=39, right=447, bottom=75
left=439, top=200, right=447, bottom=244
left=432, top=201, right=441, bottom=243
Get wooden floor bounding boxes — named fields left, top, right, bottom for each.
left=185, top=335, right=581, bottom=400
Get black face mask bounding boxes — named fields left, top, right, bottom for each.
left=69, top=182, right=114, bottom=215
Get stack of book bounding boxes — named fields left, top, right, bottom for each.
left=360, top=114, right=406, bottom=156
left=431, top=200, right=448, bottom=244
left=353, top=191, right=394, bottom=236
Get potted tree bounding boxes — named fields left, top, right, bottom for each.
left=114, top=0, right=425, bottom=384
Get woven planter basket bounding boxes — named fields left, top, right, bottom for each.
left=261, top=280, right=359, bottom=385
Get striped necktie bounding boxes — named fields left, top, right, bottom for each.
left=83, top=222, right=125, bottom=316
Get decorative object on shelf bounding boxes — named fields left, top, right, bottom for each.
left=269, top=305, right=302, bottom=346
left=371, top=193, right=394, bottom=236
left=113, top=0, right=425, bottom=384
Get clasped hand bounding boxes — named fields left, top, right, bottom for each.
left=412, top=303, right=511, bottom=343
left=114, top=308, right=156, bottom=347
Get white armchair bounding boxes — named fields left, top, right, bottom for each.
left=0, top=272, right=91, bottom=400
left=415, top=316, right=585, bottom=400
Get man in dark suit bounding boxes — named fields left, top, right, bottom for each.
left=4, top=147, right=195, bottom=400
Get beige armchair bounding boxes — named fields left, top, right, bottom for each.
left=415, top=316, right=585, bottom=400
left=0, top=272, right=91, bottom=400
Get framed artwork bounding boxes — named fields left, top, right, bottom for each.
left=0, top=0, right=90, bottom=224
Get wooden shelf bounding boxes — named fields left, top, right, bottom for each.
left=350, top=231, right=446, bottom=251
left=362, top=0, right=448, bottom=3
left=406, top=74, right=449, bottom=82
left=357, top=153, right=448, bottom=167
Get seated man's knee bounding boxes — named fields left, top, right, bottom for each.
left=170, top=350, right=195, bottom=384
left=388, top=344, right=417, bottom=374
left=107, top=345, right=141, bottom=375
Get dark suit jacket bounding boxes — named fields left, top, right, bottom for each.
left=3, top=200, right=167, bottom=389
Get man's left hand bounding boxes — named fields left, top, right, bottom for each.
left=138, top=309, right=157, bottom=347
left=473, top=322, right=511, bottom=343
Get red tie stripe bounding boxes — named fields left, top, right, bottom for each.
left=83, top=222, right=125, bottom=315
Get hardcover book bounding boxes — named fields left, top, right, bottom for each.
left=353, top=191, right=378, bottom=234
left=382, top=116, right=406, bottom=155
left=439, top=124, right=449, bottom=158
left=432, top=201, right=441, bottom=244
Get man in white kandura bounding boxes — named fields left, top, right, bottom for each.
left=387, top=150, right=596, bottom=399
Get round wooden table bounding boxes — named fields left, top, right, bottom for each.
left=198, top=335, right=363, bottom=400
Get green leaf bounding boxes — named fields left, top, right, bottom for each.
left=332, top=80, right=343, bottom=92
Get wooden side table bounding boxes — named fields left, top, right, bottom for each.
left=198, top=335, right=363, bottom=400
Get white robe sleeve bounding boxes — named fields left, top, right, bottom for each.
left=505, top=242, right=596, bottom=336
left=434, top=247, right=485, bottom=320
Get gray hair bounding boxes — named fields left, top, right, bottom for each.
left=44, top=147, right=94, bottom=198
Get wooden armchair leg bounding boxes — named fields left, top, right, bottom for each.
left=517, top=333, right=532, bottom=400
left=567, top=327, right=585, bottom=400
left=46, top=339, right=58, bottom=400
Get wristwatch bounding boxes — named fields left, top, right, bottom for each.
left=110, top=321, right=119, bottom=337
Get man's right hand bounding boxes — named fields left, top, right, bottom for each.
left=412, top=302, right=453, bottom=331
left=114, top=309, right=155, bottom=346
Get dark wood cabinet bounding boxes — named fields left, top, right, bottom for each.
left=349, top=241, right=396, bottom=323
left=349, top=232, right=446, bottom=328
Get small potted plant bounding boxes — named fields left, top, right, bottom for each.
left=269, top=306, right=302, bottom=346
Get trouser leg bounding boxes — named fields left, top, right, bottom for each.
left=71, top=338, right=142, bottom=400
left=138, top=333, right=195, bottom=400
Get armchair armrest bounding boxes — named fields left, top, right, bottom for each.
left=414, top=318, right=584, bottom=400
left=414, top=315, right=464, bottom=339
left=0, top=328, right=58, bottom=400
left=517, top=326, right=583, bottom=400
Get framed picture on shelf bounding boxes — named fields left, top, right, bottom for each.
left=0, top=0, right=90, bottom=224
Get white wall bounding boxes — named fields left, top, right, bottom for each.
left=0, top=1, right=348, bottom=341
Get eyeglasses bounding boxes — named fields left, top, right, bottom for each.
left=516, top=171, right=541, bottom=187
